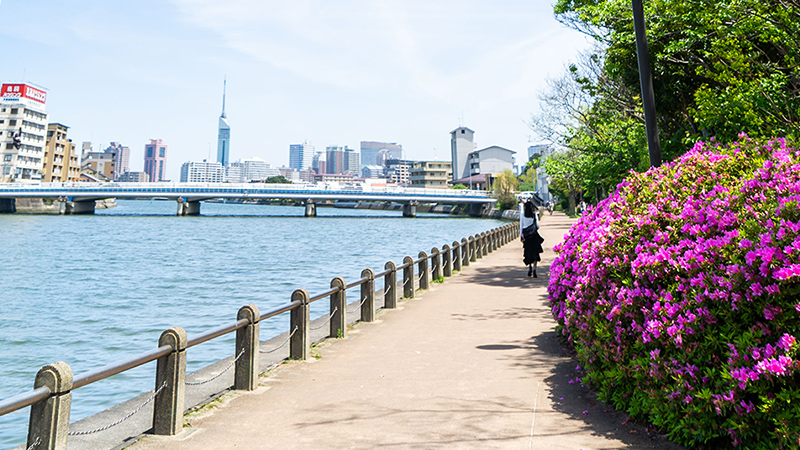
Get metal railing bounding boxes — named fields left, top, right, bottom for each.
left=0, top=221, right=519, bottom=449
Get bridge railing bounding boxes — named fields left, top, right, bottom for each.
left=0, top=221, right=519, bottom=449
left=0, top=182, right=492, bottom=198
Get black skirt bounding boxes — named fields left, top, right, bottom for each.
left=523, top=230, right=544, bottom=265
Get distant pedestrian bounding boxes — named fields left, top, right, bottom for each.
left=519, top=199, right=544, bottom=277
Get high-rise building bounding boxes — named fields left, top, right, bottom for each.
left=42, top=123, right=80, bottom=182
left=312, top=151, right=326, bottom=174
left=0, top=83, right=49, bottom=182
left=180, top=160, right=224, bottom=182
left=450, top=126, right=475, bottom=180
left=289, top=141, right=314, bottom=171
left=217, top=79, right=231, bottom=166
left=144, top=139, right=168, bottom=182
left=343, top=147, right=359, bottom=175
left=104, top=142, right=130, bottom=180
left=360, top=141, right=403, bottom=168
left=326, top=146, right=345, bottom=174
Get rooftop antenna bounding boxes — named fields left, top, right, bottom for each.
left=221, top=77, right=227, bottom=119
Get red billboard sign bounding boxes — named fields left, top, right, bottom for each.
left=1, top=83, right=47, bottom=105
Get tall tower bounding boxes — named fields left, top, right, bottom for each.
left=450, top=126, right=475, bottom=181
left=217, top=79, right=231, bottom=166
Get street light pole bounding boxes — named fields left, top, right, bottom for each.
left=632, top=0, right=662, bottom=168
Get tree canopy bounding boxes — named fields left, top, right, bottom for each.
left=534, top=0, right=800, bottom=201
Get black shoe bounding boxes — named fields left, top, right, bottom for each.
left=533, top=270, right=538, bottom=278
left=527, top=266, right=532, bottom=277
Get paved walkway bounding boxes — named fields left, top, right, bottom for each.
left=132, top=212, right=682, bottom=450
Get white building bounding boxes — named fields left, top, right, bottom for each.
left=450, top=126, right=476, bottom=181
left=361, top=165, right=385, bottom=178
left=0, top=83, right=49, bottom=182
left=226, top=157, right=278, bottom=182
left=289, top=141, right=314, bottom=171
left=468, top=146, right=515, bottom=176
left=180, top=160, right=225, bottom=182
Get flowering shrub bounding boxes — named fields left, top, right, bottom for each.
left=549, top=136, right=800, bottom=448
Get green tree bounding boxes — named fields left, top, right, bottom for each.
left=492, top=169, right=519, bottom=210
left=264, top=175, right=291, bottom=184
left=544, top=147, right=589, bottom=214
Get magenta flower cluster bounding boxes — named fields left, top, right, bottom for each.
left=548, top=136, right=800, bottom=448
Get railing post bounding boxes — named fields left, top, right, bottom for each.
left=384, top=261, right=397, bottom=309
left=402, top=256, right=415, bottom=299
left=442, top=244, right=452, bottom=277
left=153, top=327, right=187, bottom=436
left=418, top=251, right=430, bottom=290
left=452, top=241, right=461, bottom=272
left=431, top=247, right=441, bottom=281
left=482, top=232, right=489, bottom=257
left=290, top=289, right=310, bottom=360
left=361, top=268, right=375, bottom=322
left=330, top=277, right=346, bottom=338
left=462, top=238, right=470, bottom=267
left=27, top=361, right=72, bottom=450
left=469, top=236, right=477, bottom=262
left=487, top=230, right=494, bottom=253
left=235, top=304, right=260, bottom=391
left=453, top=241, right=461, bottom=273
left=492, top=229, right=498, bottom=251
left=475, top=234, right=483, bottom=260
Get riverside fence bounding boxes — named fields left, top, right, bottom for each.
left=0, top=222, right=519, bottom=450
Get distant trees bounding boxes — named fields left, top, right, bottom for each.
left=493, top=169, right=519, bottom=210
left=264, top=175, right=291, bottom=184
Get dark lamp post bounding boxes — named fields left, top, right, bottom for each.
left=632, top=0, right=662, bottom=167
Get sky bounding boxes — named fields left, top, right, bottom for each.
left=0, top=0, right=592, bottom=181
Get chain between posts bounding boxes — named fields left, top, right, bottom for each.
left=347, top=295, right=369, bottom=314
left=67, top=381, right=168, bottom=436
left=185, top=349, right=246, bottom=386
left=259, top=326, right=298, bottom=354
left=309, top=307, right=338, bottom=330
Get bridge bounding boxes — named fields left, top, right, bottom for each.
left=0, top=182, right=495, bottom=216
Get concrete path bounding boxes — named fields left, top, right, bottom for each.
left=131, top=212, right=682, bottom=450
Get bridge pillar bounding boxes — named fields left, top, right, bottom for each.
left=304, top=199, right=316, bottom=217
left=0, top=198, right=16, bottom=213
left=65, top=200, right=95, bottom=215
left=402, top=202, right=417, bottom=218
left=177, top=199, right=200, bottom=216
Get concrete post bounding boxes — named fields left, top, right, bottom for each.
left=0, top=198, right=16, bottom=213
left=360, top=268, right=375, bottom=322
left=431, top=247, right=441, bottom=281
left=487, top=230, right=494, bottom=253
left=176, top=199, right=200, bottom=216
left=402, top=256, right=415, bottom=299
left=235, top=304, right=260, bottom=391
left=330, top=277, right=346, bottom=338
left=65, top=200, right=96, bottom=215
left=153, top=327, right=187, bottom=436
left=384, top=261, right=397, bottom=309
left=27, top=361, right=72, bottom=450
left=462, top=238, right=470, bottom=267
left=452, top=241, right=461, bottom=272
left=402, top=202, right=416, bottom=218
left=475, top=234, right=483, bottom=260
left=304, top=199, right=316, bottom=217
left=290, top=289, right=310, bottom=360
left=469, top=236, right=477, bottom=262
left=442, top=244, right=452, bottom=277
left=492, top=229, right=498, bottom=251
left=482, top=232, right=489, bottom=257
left=418, top=251, right=430, bottom=290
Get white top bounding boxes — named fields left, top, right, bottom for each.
left=519, top=202, right=537, bottom=237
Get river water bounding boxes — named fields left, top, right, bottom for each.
left=0, top=200, right=504, bottom=448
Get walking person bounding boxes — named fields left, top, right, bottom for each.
left=519, top=199, right=544, bottom=277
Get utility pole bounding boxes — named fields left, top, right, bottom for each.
left=632, top=0, right=662, bottom=167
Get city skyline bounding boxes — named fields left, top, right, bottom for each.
left=0, top=1, right=591, bottom=181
